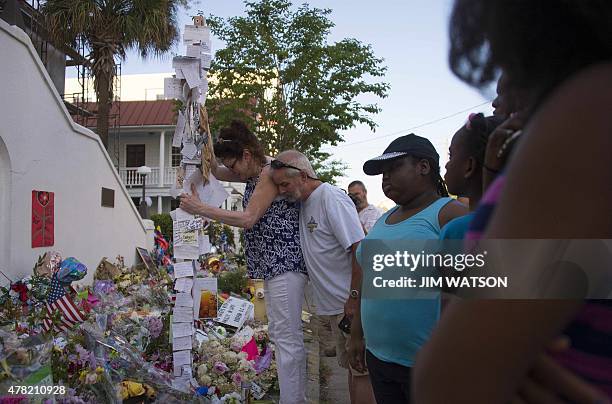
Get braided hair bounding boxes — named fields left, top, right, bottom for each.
left=463, top=113, right=505, bottom=167
left=411, top=155, right=449, bottom=197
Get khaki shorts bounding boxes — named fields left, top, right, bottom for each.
left=319, top=313, right=368, bottom=376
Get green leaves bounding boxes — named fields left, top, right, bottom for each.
left=208, top=0, right=389, bottom=182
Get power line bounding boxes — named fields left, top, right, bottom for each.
left=334, top=100, right=492, bottom=148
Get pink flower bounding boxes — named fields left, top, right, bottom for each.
left=231, top=372, right=243, bottom=387
left=87, top=293, right=100, bottom=308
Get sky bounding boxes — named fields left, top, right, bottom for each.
left=92, top=0, right=495, bottom=208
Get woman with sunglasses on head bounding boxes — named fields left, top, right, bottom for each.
left=413, top=1, right=612, bottom=403
left=179, top=119, right=308, bottom=404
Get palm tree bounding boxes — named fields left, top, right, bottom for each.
left=42, top=0, right=188, bottom=148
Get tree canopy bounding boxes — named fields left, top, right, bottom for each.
left=207, top=0, right=389, bottom=183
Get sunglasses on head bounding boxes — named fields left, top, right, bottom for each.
left=270, top=159, right=318, bottom=180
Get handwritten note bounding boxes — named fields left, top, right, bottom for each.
left=172, top=335, right=193, bottom=352
left=183, top=25, right=210, bottom=45
left=171, top=322, right=194, bottom=338
left=201, top=53, right=212, bottom=70
left=175, top=292, right=194, bottom=308
left=173, top=306, right=194, bottom=323
left=173, top=208, right=199, bottom=247
left=175, top=277, right=194, bottom=293
left=173, top=350, right=192, bottom=376
left=172, top=111, right=186, bottom=148
left=173, top=261, right=195, bottom=279
left=164, top=77, right=183, bottom=100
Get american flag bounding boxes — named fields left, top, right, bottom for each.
left=42, top=277, right=85, bottom=332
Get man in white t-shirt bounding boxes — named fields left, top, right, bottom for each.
left=270, top=150, right=375, bottom=404
left=347, top=180, right=383, bottom=234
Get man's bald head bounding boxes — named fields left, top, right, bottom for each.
left=271, top=150, right=320, bottom=202
left=275, top=150, right=317, bottom=178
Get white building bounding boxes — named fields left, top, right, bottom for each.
left=0, top=19, right=153, bottom=282
left=64, top=74, right=245, bottom=216
left=66, top=99, right=245, bottom=215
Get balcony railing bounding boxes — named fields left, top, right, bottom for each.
left=118, top=167, right=177, bottom=187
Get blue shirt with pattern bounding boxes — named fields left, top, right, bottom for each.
left=242, top=175, right=307, bottom=280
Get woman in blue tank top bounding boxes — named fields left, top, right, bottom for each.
left=349, top=134, right=467, bottom=404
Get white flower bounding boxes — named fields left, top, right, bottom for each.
left=197, top=374, right=212, bottom=386
left=197, top=364, right=208, bottom=378
left=236, top=352, right=248, bottom=361
left=222, top=351, right=238, bottom=364
left=238, top=359, right=254, bottom=372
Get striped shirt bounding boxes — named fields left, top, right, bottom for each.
left=466, top=175, right=612, bottom=397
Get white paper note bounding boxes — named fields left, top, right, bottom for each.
left=172, top=350, right=192, bottom=376
left=199, top=233, right=212, bottom=255
left=183, top=25, right=210, bottom=45
left=200, top=41, right=211, bottom=53
left=173, top=209, right=199, bottom=248
left=186, top=44, right=203, bottom=59
left=172, top=111, right=186, bottom=148
left=188, top=172, right=230, bottom=209
left=182, top=65, right=201, bottom=89
left=173, top=261, right=194, bottom=279
left=171, top=322, right=194, bottom=338
left=199, top=76, right=209, bottom=94
left=181, top=141, right=198, bottom=160
left=172, top=335, right=193, bottom=351
left=164, top=77, right=183, bottom=100
left=175, top=292, right=194, bottom=308
left=175, top=277, right=194, bottom=293
left=173, top=306, right=194, bottom=323
left=201, top=53, right=212, bottom=70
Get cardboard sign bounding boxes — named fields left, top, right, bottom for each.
left=216, top=297, right=254, bottom=329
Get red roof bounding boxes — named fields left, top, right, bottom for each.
left=72, top=100, right=177, bottom=128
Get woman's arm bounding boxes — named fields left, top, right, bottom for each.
left=413, top=64, right=612, bottom=403
left=180, top=166, right=278, bottom=229
left=208, top=151, right=243, bottom=183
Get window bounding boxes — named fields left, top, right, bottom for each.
left=171, top=147, right=182, bottom=167
left=171, top=198, right=180, bottom=210
left=126, top=144, right=145, bottom=167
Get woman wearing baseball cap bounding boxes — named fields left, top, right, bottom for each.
left=348, top=133, right=467, bottom=403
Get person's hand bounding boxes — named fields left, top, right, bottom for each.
left=484, top=112, right=525, bottom=174
left=179, top=183, right=203, bottom=215
left=347, top=335, right=367, bottom=373
left=511, top=336, right=610, bottom=404
left=344, top=297, right=359, bottom=320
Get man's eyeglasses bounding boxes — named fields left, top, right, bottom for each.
left=270, top=159, right=303, bottom=171
left=270, top=160, right=318, bottom=180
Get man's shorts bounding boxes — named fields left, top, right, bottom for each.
left=319, top=313, right=369, bottom=376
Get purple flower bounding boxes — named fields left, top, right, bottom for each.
left=93, top=280, right=115, bottom=295
left=213, top=361, right=229, bottom=374
left=146, top=317, right=163, bottom=339
left=231, top=372, right=243, bottom=387
left=75, top=344, right=89, bottom=365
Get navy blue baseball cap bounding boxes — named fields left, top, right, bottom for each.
left=363, top=133, right=439, bottom=175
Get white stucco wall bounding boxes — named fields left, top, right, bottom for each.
left=0, top=20, right=151, bottom=284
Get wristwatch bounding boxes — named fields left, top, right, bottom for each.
left=350, top=289, right=360, bottom=299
